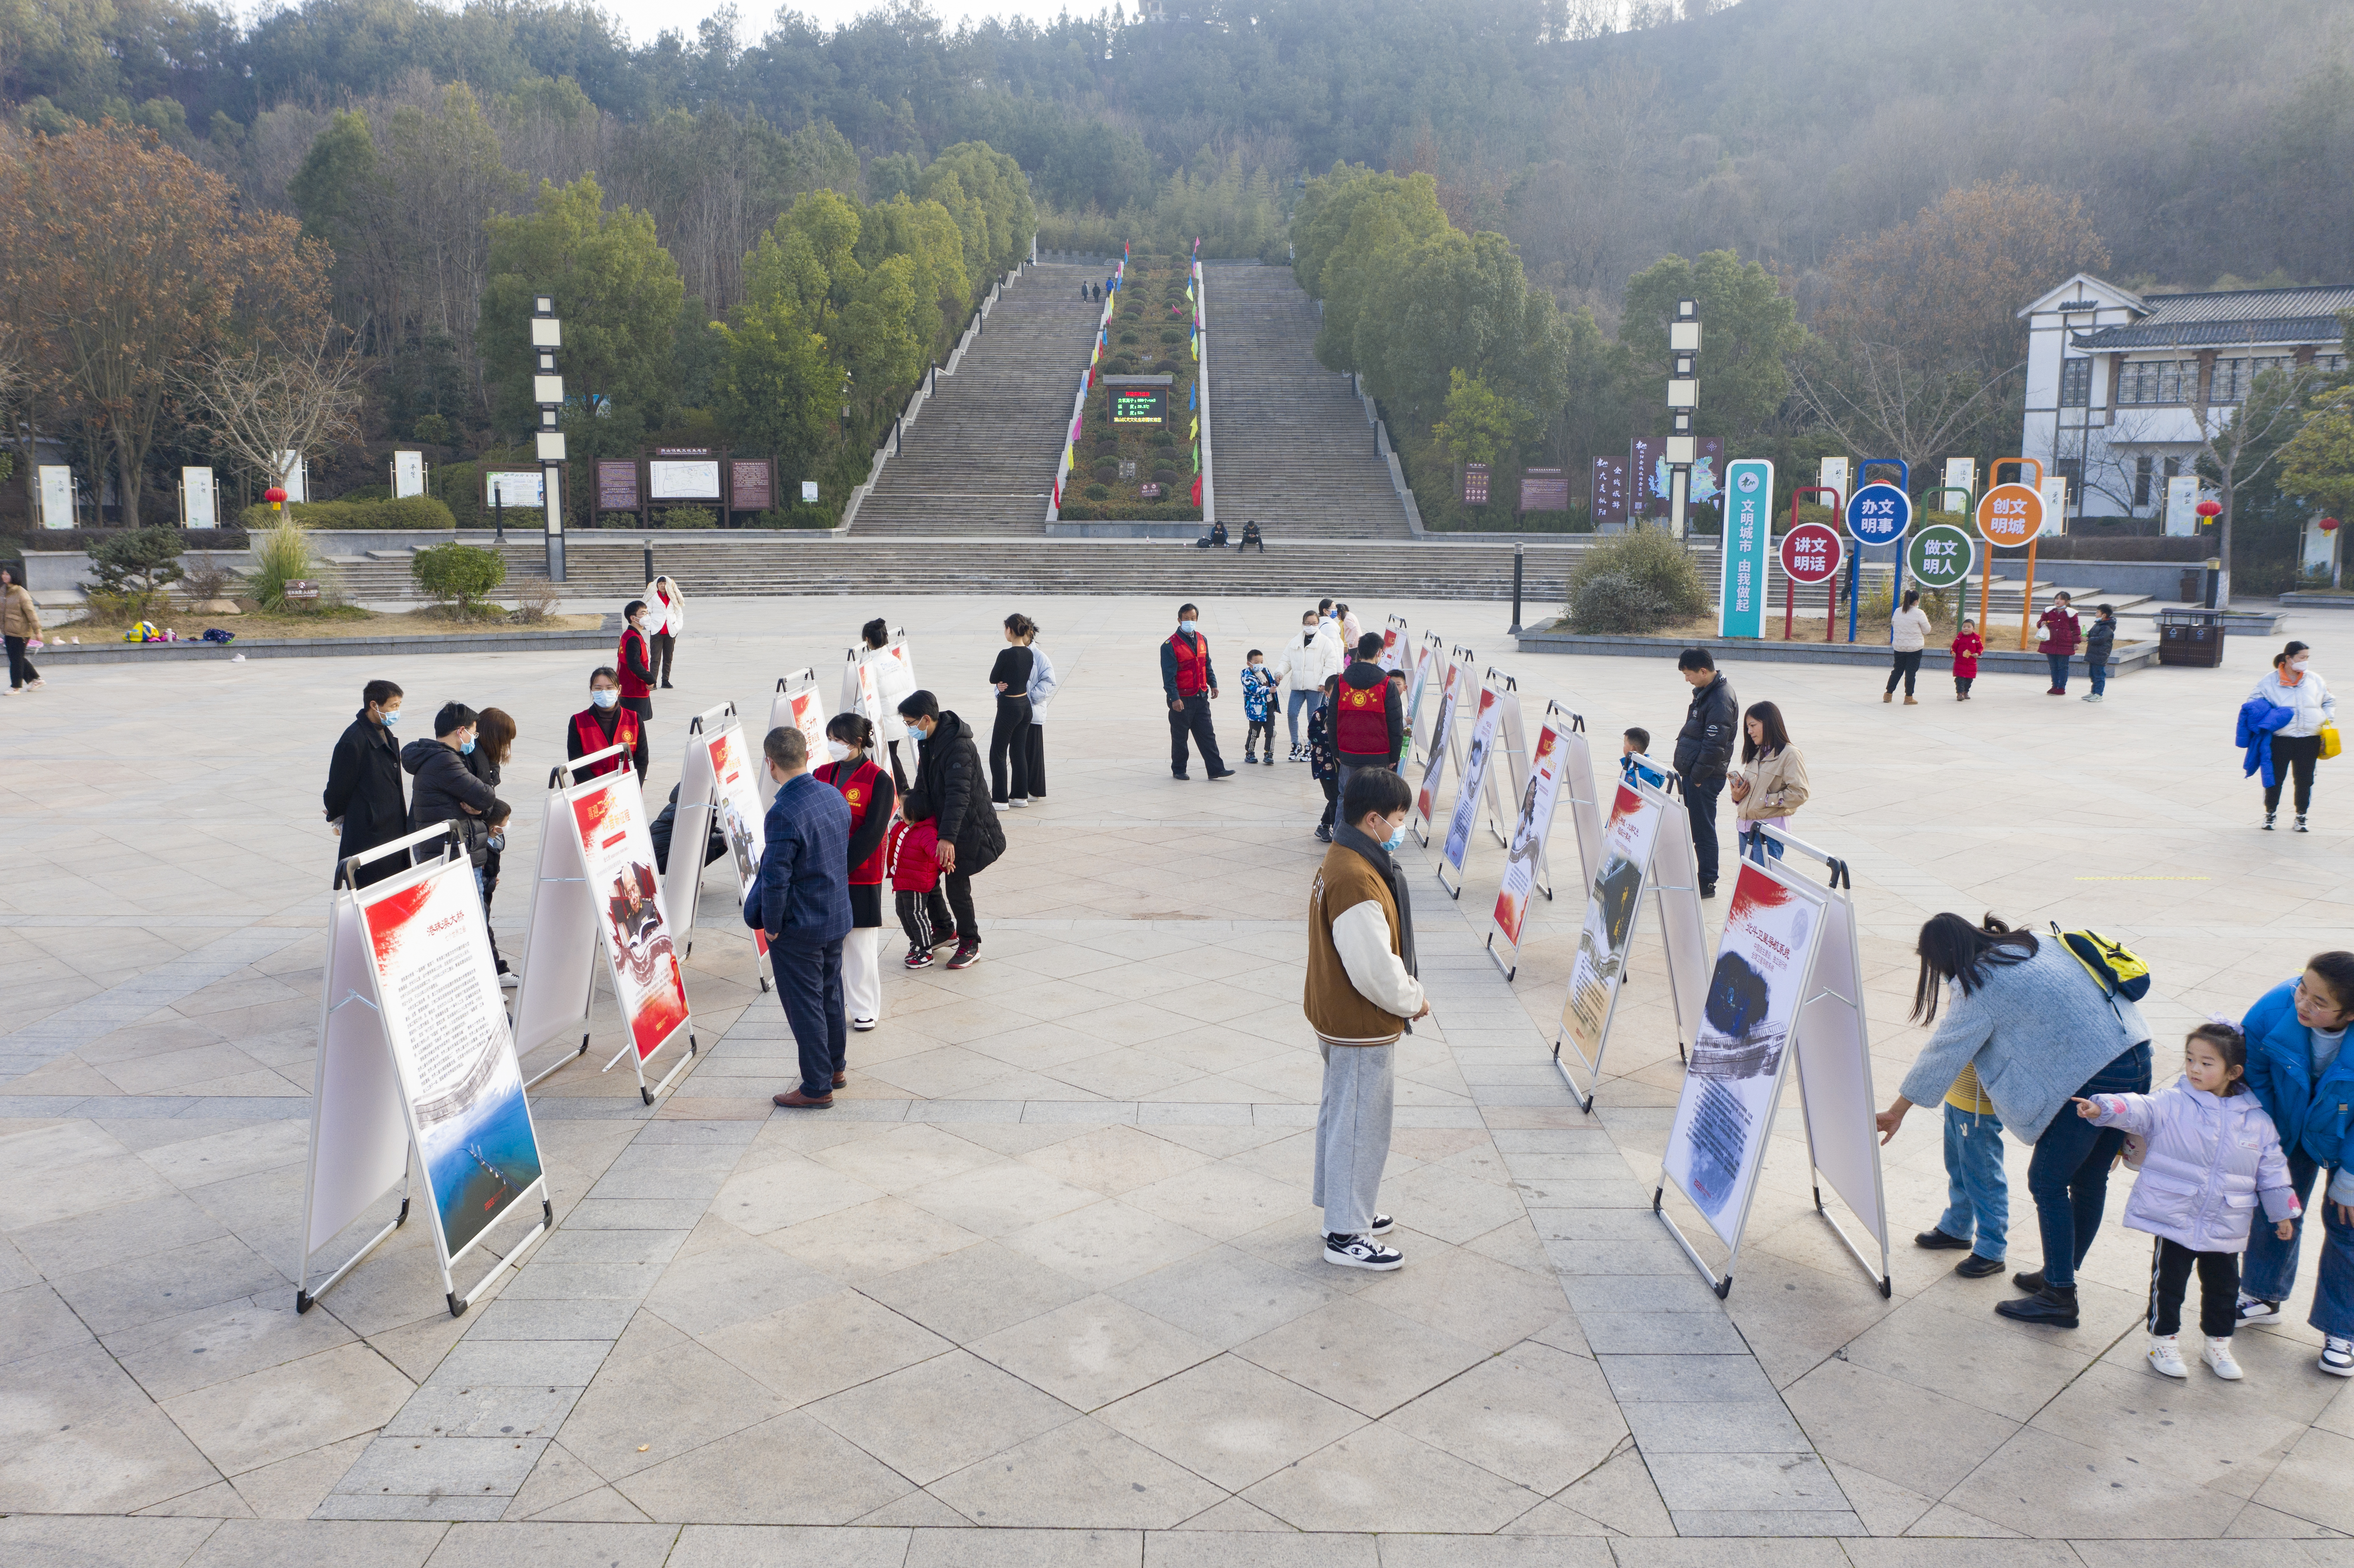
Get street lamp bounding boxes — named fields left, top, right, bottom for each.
left=531, top=296, right=567, bottom=582
left=1665, top=298, right=1701, bottom=540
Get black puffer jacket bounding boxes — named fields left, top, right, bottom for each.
left=1672, top=672, right=1740, bottom=787
left=402, top=737, right=498, bottom=837
left=906, top=711, right=1006, bottom=875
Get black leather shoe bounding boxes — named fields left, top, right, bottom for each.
left=2011, top=1268, right=2045, bottom=1293
left=1915, top=1228, right=1972, bottom=1251
left=1954, top=1254, right=2006, bottom=1279
left=1994, top=1285, right=2078, bottom=1327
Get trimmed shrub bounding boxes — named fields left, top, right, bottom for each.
left=1152, top=468, right=1178, bottom=486
left=1084, top=483, right=1110, bottom=500
left=663, top=507, right=717, bottom=529
left=238, top=497, right=456, bottom=530
left=1565, top=526, right=1709, bottom=635
left=85, top=527, right=186, bottom=618
left=412, top=541, right=507, bottom=616
left=1118, top=330, right=1138, bottom=344
left=1160, top=328, right=1184, bottom=343
left=1092, top=461, right=1119, bottom=483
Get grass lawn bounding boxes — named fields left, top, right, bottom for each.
left=48, top=604, right=601, bottom=642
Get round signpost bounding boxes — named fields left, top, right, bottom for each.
left=1975, top=478, right=2047, bottom=650
left=1906, top=522, right=1976, bottom=597
left=1781, top=521, right=1844, bottom=641
left=1845, top=481, right=1912, bottom=548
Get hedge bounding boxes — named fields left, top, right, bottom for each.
left=3, top=528, right=249, bottom=552
left=237, top=498, right=458, bottom=530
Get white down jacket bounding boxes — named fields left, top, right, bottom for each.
left=2085, top=1080, right=2299, bottom=1253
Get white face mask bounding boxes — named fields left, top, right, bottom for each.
left=825, top=740, right=851, bottom=762
left=591, top=689, right=618, bottom=709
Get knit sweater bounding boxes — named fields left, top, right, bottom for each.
left=1896, top=941, right=2151, bottom=1144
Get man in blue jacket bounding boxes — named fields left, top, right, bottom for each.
left=2239, top=954, right=2354, bottom=1376
left=747, top=725, right=853, bottom=1108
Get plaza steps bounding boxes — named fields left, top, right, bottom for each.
left=847, top=263, right=1102, bottom=535
left=1203, top=263, right=1414, bottom=539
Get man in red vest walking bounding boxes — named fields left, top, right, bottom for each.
left=1329, top=631, right=1404, bottom=833
left=1162, top=602, right=1235, bottom=781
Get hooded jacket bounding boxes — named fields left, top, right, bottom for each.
left=906, top=711, right=1005, bottom=875
left=1673, top=672, right=1739, bottom=786
left=2243, top=978, right=2354, bottom=1193
left=402, top=737, right=498, bottom=837
left=2082, top=1080, right=2298, bottom=1253
left=2237, top=697, right=2296, bottom=788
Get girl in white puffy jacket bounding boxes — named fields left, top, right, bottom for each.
left=2075, top=1021, right=2300, bottom=1381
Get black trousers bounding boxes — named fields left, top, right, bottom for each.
left=990, top=694, right=1032, bottom=801
left=650, top=632, right=675, bottom=684
left=1169, top=692, right=1225, bottom=776
left=895, top=888, right=956, bottom=949
left=769, top=937, right=846, bottom=1097
left=1885, top=649, right=1922, bottom=696
left=5, top=635, right=35, bottom=688
left=1681, top=776, right=1723, bottom=888
left=1022, top=725, right=1046, bottom=797
left=621, top=697, right=653, bottom=780
left=943, top=871, right=978, bottom=946
left=2267, top=733, right=2323, bottom=813
left=2149, top=1236, right=2239, bottom=1338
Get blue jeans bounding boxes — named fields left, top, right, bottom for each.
left=1739, top=825, right=1784, bottom=864
left=2314, top=1197, right=2354, bottom=1340
left=2046, top=653, right=2070, bottom=691
left=2025, top=1041, right=2151, bottom=1288
left=2086, top=656, right=2108, bottom=696
left=1286, top=689, right=1321, bottom=749
left=2241, top=1151, right=2317, bottom=1305
left=1937, top=1103, right=2009, bottom=1261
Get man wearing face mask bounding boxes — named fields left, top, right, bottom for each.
left=402, top=702, right=498, bottom=864
left=750, top=725, right=854, bottom=1108
left=1162, top=601, right=1234, bottom=781
left=897, top=689, right=1005, bottom=971
left=567, top=667, right=647, bottom=781
left=1304, top=767, right=1430, bottom=1271
left=323, top=678, right=409, bottom=887
left=617, top=598, right=657, bottom=730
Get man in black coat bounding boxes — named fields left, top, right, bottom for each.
left=1671, top=647, right=1739, bottom=899
left=897, top=688, right=1004, bottom=971
left=322, top=679, right=409, bottom=887
left=402, top=701, right=498, bottom=863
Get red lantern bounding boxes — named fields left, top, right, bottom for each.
left=2195, top=499, right=2221, bottom=519
left=264, top=485, right=288, bottom=513
left=2323, top=517, right=2342, bottom=533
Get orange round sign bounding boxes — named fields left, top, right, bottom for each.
left=1975, top=482, right=2046, bottom=548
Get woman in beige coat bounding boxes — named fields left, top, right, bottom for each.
left=2, top=565, right=43, bottom=692
left=1728, top=700, right=1807, bottom=864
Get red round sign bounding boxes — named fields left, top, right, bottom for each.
left=1779, top=521, right=1843, bottom=586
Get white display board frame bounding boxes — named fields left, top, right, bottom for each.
left=1481, top=670, right=1527, bottom=849
left=1551, top=768, right=1709, bottom=1113
left=662, top=702, right=739, bottom=958
left=1655, top=827, right=1889, bottom=1299
left=1379, top=615, right=1408, bottom=674
left=1438, top=682, right=1505, bottom=900
left=1486, top=709, right=1576, bottom=981
left=299, top=825, right=553, bottom=1319
left=761, top=670, right=828, bottom=808
left=1547, top=700, right=1605, bottom=901
left=180, top=467, right=217, bottom=528
left=1400, top=632, right=1444, bottom=768
left=1412, top=645, right=1476, bottom=848
left=649, top=457, right=723, bottom=501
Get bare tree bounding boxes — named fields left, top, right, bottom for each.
left=2188, top=364, right=2324, bottom=604
left=1792, top=340, right=2019, bottom=500
left=181, top=328, right=367, bottom=497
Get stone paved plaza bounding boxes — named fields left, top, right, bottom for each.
left=3, top=592, right=2353, bottom=1567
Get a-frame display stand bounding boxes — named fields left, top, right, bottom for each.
left=1653, top=826, right=1890, bottom=1299
left=761, top=669, right=828, bottom=808
left=299, top=826, right=553, bottom=1319
left=1412, top=645, right=1477, bottom=849
left=661, top=701, right=739, bottom=963
left=1484, top=704, right=1600, bottom=982
left=1400, top=632, right=1445, bottom=770
left=1550, top=766, right=1709, bottom=1113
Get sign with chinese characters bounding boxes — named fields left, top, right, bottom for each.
left=1111, top=385, right=1168, bottom=424
left=1629, top=436, right=1664, bottom=516
left=1780, top=521, right=1843, bottom=586
left=730, top=458, right=774, bottom=512
left=1845, top=481, right=1912, bottom=547
left=597, top=460, right=640, bottom=511
left=1974, top=483, right=2046, bottom=549
left=1462, top=462, right=1490, bottom=506
left=1590, top=456, right=1629, bottom=527
left=1718, top=458, right=1773, bottom=638
left=392, top=451, right=426, bottom=500
left=1519, top=467, right=1569, bottom=513
left=1906, top=523, right=1977, bottom=591
left=483, top=468, right=545, bottom=509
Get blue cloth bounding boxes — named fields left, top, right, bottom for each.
left=2046, top=653, right=2071, bottom=691
left=2238, top=696, right=2296, bottom=788
left=1619, top=754, right=1667, bottom=790
left=1938, top=1101, right=2010, bottom=1261
left=2314, top=1196, right=2354, bottom=1338
left=2242, top=977, right=2354, bottom=1177
left=771, top=937, right=846, bottom=1098
left=1739, top=824, right=1784, bottom=864
left=1240, top=664, right=1276, bottom=723
left=2024, top=1041, right=2151, bottom=1288
left=749, top=772, right=853, bottom=945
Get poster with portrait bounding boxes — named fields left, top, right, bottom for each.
left=762, top=675, right=829, bottom=807
left=358, top=860, right=545, bottom=1266
left=1378, top=621, right=1407, bottom=674
left=1414, top=654, right=1467, bottom=838
left=1442, top=685, right=1504, bottom=877
left=708, top=725, right=769, bottom=961
left=1664, top=861, right=1828, bottom=1244
left=1401, top=639, right=1440, bottom=764
left=1493, top=718, right=1569, bottom=952
left=1560, top=781, right=1668, bottom=1066
left=568, top=774, right=692, bottom=1064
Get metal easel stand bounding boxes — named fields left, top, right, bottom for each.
left=518, top=748, right=625, bottom=1094
left=441, top=1183, right=556, bottom=1318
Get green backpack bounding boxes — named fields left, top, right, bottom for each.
left=2051, top=924, right=2152, bottom=1009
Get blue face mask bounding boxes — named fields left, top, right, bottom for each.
left=592, top=689, right=618, bottom=709
left=1382, top=818, right=1408, bottom=852
left=380, top=708, right=401, bottom=726
left=459, top=738, right=475, bottom=756
left=1179, top=619, right=1198, bottom=635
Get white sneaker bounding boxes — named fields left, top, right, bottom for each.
left=1324, top=1232, right=1403, bottom=1270
left=2323, top=1336, right=2354, bottom=1377
left=2201, top=1338, right=2244, bottom=1380
left=851, top=1017, right=877, bottom=1032
left=2236, top=1294, right=2283, bottom=1326
left=2146, top=1333, right=2187, bottom=1378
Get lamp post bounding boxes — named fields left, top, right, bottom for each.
left=1665, top=298, right=1701, bottom=541
left=530, top=296, right=567, bottom=582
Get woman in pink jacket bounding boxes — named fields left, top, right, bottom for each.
left=2075, top=1020, right=2299, bottom=1381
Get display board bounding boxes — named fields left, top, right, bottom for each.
left=1379, top=616, right=1407, bottom=674
left=483, top=469, right=545, bottom=509
left=392, top=451, right=426, bottom=500
left=597, top=460, right=641, bottom=511
left=37, top=465, right=74, bottom=528
left=299, top=828, right=551, bottom=1319
left=649, top=454, right=723, bottom=501
left=1412, top=649, right=1471, bottom=845
left=1718, top=458, right=1773, bottom=638
left=1906, top=524, right=1977, bottom=592
left=1400, top=634, right=1442, bottom=765
left=181, top=467, right=217, bottom=528
left=707, top=724, right=771, bottom=973
left=1550, top=704, right=1605, bottom=897
left=1551, top=772, right=1709, bottom=1112
left=1845, top=481, right=1912, bottom=549
left=1654, top=832, right=1889, bottom=1299
left=1488, top=714, right=1571, bottom=979
left=762, top=671, right=828, bottom=807
left=1483, top=675, right=1529, bottom=849
left=1439, top=684, right=1504, bottom=895
left=1111, top=386, right=1168, bottom=424
left=661, top=703, right=739, bottom=955
left=730, top=458, right=774, bottom=512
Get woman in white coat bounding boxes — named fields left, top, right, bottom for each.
left=641, top=576, right=686, bottom=689
left=1274, top=607, right=1345, bottom=761
left=2253, top=640, right=2336, bottom=832
left=1021, top=619, right=1058, bottom=799
left=860, top=617, right=919, bottom=789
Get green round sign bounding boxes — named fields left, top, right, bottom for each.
left=1907, top=523, right=1977, bottom=590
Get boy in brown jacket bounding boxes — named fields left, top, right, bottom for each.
left=1305, top=767, right=1430, bottom=1269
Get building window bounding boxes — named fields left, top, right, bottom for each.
left=2117, top=360, right=2197, bottom=404
left=2134, top=455, right=2153, bottom=509
left=2054, top=458, right=2082, bottom=510
left=2058, top=357, right=2092, bottom=407
left=2211, top=358, right=2247, bottom=404
left=2320, top=354, right=2348, bottom=376
left=2163, top=456, right=2181, bottom=479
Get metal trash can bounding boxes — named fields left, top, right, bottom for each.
left=2180, top=567, right=2205, bottom=603
left=2157, top=607, right=2226, bottom=668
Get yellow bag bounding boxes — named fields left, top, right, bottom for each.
left=2323, top=724, right=2342, bottom=761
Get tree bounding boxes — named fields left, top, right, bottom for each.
left=713, top=299, right=838, bottom=480
left=2281, top=388, right=2354, bottom=522
left=87, top=526, right=186, bottom=616
left=841, top=255, right=928, bottom=420
left=1791, top=340, right=2016, bottom=498
left=0, top=123, right=331, bottom=527
left=1433, top=370, right=1517, bottom=470
left=412, top=541, right=507, bottom=617
left=1621, top=251, right=1806, bottom=439
left=181, top=327, right=367, bottom=490
left=2189, top=364, right=2326, bottom=605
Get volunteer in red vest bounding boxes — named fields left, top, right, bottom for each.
left=1162, top=601, right=1235, bottom=781
left=617, top=599, right=657, bottom=731
left=567, top=666, right=646, bottom=781
left=815, top=712, right=896, bottom=1032
left=1330, top=631, right=1405, bottom=833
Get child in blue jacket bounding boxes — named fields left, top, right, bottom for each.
left=1240, top=649, right=1277, bottom=765
left=2238, top=950, right=2354, bottom=1376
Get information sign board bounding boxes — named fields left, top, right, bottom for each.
left=1111, top=386, right=1167, bottom=424
left=1975, top=483, right=2046, bottom=548
left=730, top=459, right=774, bottom=511
left=1845, top=481, right=1912, bottom=547
left=1906, top=523, right=1977, bottom=591
left=1719, top=458, right=1772, bottom=638
left=597, top=460, right=640, bottom=511
left=1780, top=522, right=1843, bottom=585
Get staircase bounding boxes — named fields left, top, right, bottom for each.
left=847, top=263, right=1101, bottom=535
left=1205, top=263, right=1414, bottom=540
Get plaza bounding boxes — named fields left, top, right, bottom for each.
left=2, top=591, right=2351, bottom=1567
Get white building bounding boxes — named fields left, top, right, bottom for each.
left=2020, top=274, right=2351, bottom=526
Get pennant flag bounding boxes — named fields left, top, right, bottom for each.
left=1063, top=442, right=1074, bottom=472
left=1190, top=473, right=1202, bottom=506
left=1052, top=479, right=1061, bottom=507
left=1192, top=444, right=1201, bottom=475
left=1189, top=416, right=1199, bottom=442
left=1188, top=385, right=1196, bottom=412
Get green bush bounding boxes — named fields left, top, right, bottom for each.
left=412, top=542, right=507, bottom=616
left=1160, top=328, right=1183, bottom=343
left=1119, top=330, right=1138, bottom=344
left=249, top=522, right=318, bottom=611
left=663, top=507, right=716, bottom=529
left=1084, top=483, right=1110, bottom=500
left=1565, top=526, right=1709, bottom=635
left=237, top=497, right=456, bottom=531
left=336, top=485, right=392, bottom=502
left=1092, top=461, right=1119, bottom=483
left=86, top=527, right=186, bottom=617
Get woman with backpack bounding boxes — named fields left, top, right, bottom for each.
left=1874, top=914, right=2152, bottom=1328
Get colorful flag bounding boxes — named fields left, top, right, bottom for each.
left=1189, top=416, right=1199, bottom=441
left=1192, top=444, right=1201, bottom=475
left=1190, top=473, right=1202, bottom=505
left=1188, top=385, right=1196, bottom=412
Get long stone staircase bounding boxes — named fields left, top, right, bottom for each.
left=847, top=262, right=1101, bottom=535
left=1205, top=262, right=1414, bottom=539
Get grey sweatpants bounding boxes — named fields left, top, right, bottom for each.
left=1314, top=1039, right=1395, bottom=1237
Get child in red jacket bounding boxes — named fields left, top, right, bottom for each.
left=886, top=819, right=956, bottom=969
left=1952, top=619, right=1984, bottom=702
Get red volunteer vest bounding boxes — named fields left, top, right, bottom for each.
left=618, top=627, right=652, bottom=698
left=1168, top=631, right=1210, bottom=697
left=1333, top=675, right=1390, bottom=756
left=816, top=757, right=887, bottom=885
left=572, top=706, right=640, bottom=778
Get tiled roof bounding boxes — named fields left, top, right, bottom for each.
left=2074, top=285, right=2354, bottom=350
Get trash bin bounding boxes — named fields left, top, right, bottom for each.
left=2157, top=607, right=2226, bottom=668
left=2179, top=567, right=2205, bottom=603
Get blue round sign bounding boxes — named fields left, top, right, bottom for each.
left=1846, top=481, right=1912, bottom=546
